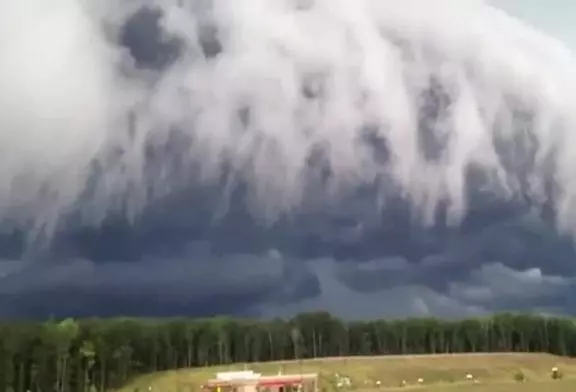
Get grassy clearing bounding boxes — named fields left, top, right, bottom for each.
left=118, top=353, right=576, bottom=391
left=416, top=378, right=576, bottom=391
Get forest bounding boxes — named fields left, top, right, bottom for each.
left=1, top=312, right=576, bottom=391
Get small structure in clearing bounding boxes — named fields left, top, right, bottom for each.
left=202, top=370, right=318, bottom=392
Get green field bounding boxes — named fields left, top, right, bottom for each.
left=118, top=353, right=576, bottom=391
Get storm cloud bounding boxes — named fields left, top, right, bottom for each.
left=1, top=0, right=576, bottom=319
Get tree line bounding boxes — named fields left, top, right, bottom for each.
left=1, top=312, right=576, bottom=391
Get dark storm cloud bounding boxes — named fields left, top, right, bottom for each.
left=0, top=245, right=321, bottom=318
left=2, top=178, right=576, bottom=319
left=120, top=6, right=181, bottom=70
left=3, top=0, right=576, bottom=320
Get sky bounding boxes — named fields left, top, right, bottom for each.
left=495, top=0, right=576, bottom=49
left=1, top=0, right=576, bottom=320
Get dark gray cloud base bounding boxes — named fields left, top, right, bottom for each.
left=1, top=0, right=576, bottom=319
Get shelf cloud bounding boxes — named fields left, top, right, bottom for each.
left=1, top=0, right=576, bottom=319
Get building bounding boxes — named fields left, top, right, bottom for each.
left=202, top=370, right=318, bottom=392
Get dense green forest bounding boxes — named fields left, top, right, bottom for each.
left=1, top=312, right=576, bottom=391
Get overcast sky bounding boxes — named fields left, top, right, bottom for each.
left=1, top=0, right=576, bottom=321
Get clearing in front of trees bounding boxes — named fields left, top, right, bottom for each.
left=118, top=352, right=576, bottom=391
